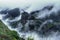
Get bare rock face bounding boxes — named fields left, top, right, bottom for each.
left=8, top=8, right=20, bottom=17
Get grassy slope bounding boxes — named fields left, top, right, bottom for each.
left=0, top=20, right=25, bottom=40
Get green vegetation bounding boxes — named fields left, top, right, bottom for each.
left=27, top=36, right=34, bottom=40
left=0, top=20, right=25, bottom=40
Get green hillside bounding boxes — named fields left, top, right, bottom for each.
left=0, top=20, right=25, bottom=40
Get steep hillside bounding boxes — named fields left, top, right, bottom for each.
left=0, top=20, right=25, bottom=40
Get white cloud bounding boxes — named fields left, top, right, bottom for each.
left=0, top=0, right=60, bottom=40
left=0, top=0, right=60, bottom=12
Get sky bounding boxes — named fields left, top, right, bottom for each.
left=0, top=0, right=60, bottom=13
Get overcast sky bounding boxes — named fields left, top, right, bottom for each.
left=0, top=0, right=60, bottom=12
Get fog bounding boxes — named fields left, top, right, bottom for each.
left=0, top=0, right=60, bottom=40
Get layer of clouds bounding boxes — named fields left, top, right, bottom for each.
left=0, top=0, right=60, bottom=12
left=0, top=0, right=60, bottom=40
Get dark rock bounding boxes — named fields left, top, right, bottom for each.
left=9, top=21, right=19, bottom=28
left=8, top=8, right=20, bottom=18
left=21, top=11, right=29, bottom=25
left=21, top=12, right=29, bottom=20
left=0, top=9, right=8, bottom=14
left=28, top=15, right=35, bottom=20
left=49, top=12, right=60, bottom=22
left=43, top=5, right=53, bottom=10
left=29, top=24, right=35, bottom=31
